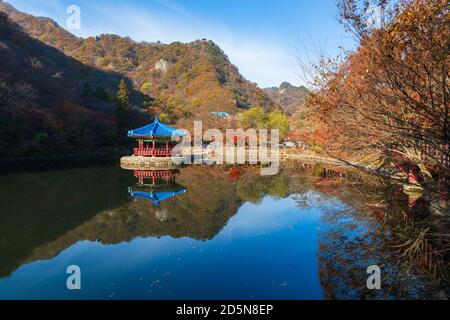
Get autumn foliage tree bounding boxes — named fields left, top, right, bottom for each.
left=239, top=107, right=290, bottom=138
left=310, top=0, right=449, bottom=188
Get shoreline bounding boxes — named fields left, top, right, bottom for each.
left=0, top=149, right=371, bottom=173
left=0, top=148, right=127, bottom=172
left=283, top=153, right=349, bottom=166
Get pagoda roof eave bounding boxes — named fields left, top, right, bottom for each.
left=129, top=134, right=173, bottom=139
left=127, top=115, right=187, bottom=139
left=128, top=187, right=187, bottom=207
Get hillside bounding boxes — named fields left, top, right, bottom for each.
left=0, top=0, right=276, bottom=129
left=264, top=82, right=310, bottom=115
left=0, top=10, right=152, bottom=159
left=0, top=1, right=281, bottom=159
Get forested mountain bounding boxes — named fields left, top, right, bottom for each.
left=264, top=82, right=310, bottom=115
left=0, top=11, right=143, bottom=159
left=0, top=1, right=275, bottom=124
left=0, top=1, right=278, bottom=158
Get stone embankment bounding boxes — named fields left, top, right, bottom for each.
left=120, top=156, right=179, bottom=170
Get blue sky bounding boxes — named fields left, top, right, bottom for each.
left=5, top=0, right=354, bottom=88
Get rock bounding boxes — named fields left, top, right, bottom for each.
left=154, top=59, right=170, bottom=73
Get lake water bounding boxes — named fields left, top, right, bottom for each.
left=0, top=163, right=447, bottom=299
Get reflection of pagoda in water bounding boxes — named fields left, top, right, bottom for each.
left=1, top=166, right=241, bottom=278
left=128, top=170, right=186, bottom=208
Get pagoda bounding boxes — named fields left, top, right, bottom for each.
left=127, top=115, right=185, bottom=157
left=128, top=169, right=186, bottom=208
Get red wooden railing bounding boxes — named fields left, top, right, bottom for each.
left=134, top=170, right=180, bottom=179
left=422, top=144, right=449, bottom=168
left=134, top=148, right=172, bottom=157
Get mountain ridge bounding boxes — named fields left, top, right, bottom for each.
left=0, top=1, right=281, bottom=158
left=0, top=0, right=277, bottom=124
left=264, top=82, right=310, bottom=116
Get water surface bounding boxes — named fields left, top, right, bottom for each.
left=0, top=164, right=446, bottom=299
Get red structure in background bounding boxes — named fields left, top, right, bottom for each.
left=395, top=143, right=449, bottom=201
left=397, top=144, right=449, bottom=182
left=422, top=144, right=449, bottom=200
left=422, top=144, right=450, bottom=169
left=134, top=170, right=180, bottom=186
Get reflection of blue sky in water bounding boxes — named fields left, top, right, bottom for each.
left=0, top=194, right=348, bottom=300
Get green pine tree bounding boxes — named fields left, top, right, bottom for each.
left=115, top=79, right=131, bottom=143
left=116, top=79, right=130, bottom=110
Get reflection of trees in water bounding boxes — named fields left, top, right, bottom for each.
left=232, top=161, right=448, bottom=299
left=1, top=161, right=447, bottom=298
left=380, top=188, right=450, bottom=297
left=292, top=163, right=450, bottom=299
left=0, top=165, right=135, bottom=278
left=236, top=171, right=290, bottom=204
left=0, top=166, right=244, bottom=278
left=291, top=193, right=310, bottom=209
left=318, top=206, right=432, bottom=299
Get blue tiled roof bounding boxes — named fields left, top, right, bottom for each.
left=128, top=188, right=187, bottom=208
left=128, top=115, right=186, bottom=138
